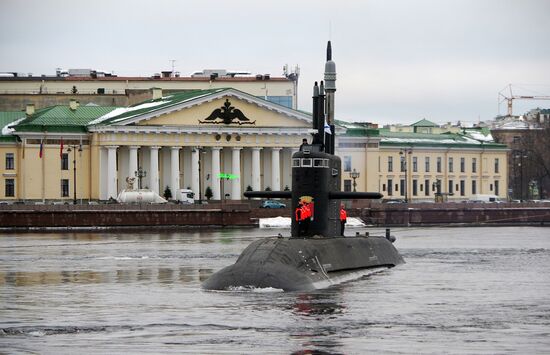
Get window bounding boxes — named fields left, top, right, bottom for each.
left=412, top=179, right=418, bottom=196
left=472, top=180, right=477, bottom=195
left=425, top=157, right=430, bottom=172
left=425, top=179, right=430, bottom=196
left=61, top=179, right=69, bottom=197
left=301, top=158, right=312, bottom=167
left=344, top=179, right=352, bottom=192
left=343, top=156, right=352, bottom=172
left=5, top=179, right=14, bottom=197
left=472, top=158, right=477, bottom=173
left=262, top=96, right=292, bottom=108
left=460, top=157, right=465, bottom=173
left=448, top=180, right=454, bottom=194
left=437, top=157, right=442, bottom=173
left=460, top=180, right=465, bottom=196
left=495, top=180, right=499, bottom=195
left=412, top=157, right=418, bottom=172
left=292, top=158, right=300, bottom=167
left=387, top=179, right=393, bottom=196
left=388, top=156, right=393, bottom=172
left=313, top=158, right=329, bottom=167
left=494, top=158, right=499, bottom=173
left=400, top=179, right=405, bottom=196
left=5, top=153, right=14, bottom=170
left=448, top=157, right=454, bottom=173
left=61, top=153, right=69, bottom=170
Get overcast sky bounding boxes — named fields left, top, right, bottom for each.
left=1, top=0, right=549, bottom=125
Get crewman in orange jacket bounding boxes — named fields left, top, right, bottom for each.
left=340, top=204, right=347, bottom=236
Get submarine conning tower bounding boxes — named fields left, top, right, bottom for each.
left=244, top=41, right=382, bottom=238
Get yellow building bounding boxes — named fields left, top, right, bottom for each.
left=337, top=123, right=509, bottom=202
left=1, top=89, right=508, bottom=203
left=0, top=71, right=297, bottom=111
left=3, top=88, right=312, bottom=202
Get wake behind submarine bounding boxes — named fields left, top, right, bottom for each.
left=202, top=42, right=404, bottom=292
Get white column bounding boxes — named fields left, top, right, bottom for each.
left=128, top=146, right=139, bottom=189
left=191, top=148, right=200, bottom=199
left=107, top=146, right=118, bottom=199
left=271, top=147, right=281, bottom=191
left=211, top=147, right=221, bottom=200
left=251, top=147, right=262, bottom=191
left=170, top=147, right=181, bottom=199
left=231, top=147, right=242, bottom=199
left=288, top=147, right=299, bottom=189
left=149, top=146, right=160, bottom=195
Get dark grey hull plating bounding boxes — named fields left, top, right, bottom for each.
left=202, top=236, right=405, bottom=292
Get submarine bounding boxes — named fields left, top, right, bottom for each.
left=202, top=41, right=404, bottom=292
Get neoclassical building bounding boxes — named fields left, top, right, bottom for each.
left=2, top=88, right=312, bottom=202
left=0, top=89, right=509, bottom=203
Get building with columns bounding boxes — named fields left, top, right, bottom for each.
left=0, top=89, right=509, bottom=203
left=3, top=88, right=312, bottom=202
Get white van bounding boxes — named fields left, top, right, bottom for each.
left=469, top=194, right=502, bottom=203
left=176, top=189, right=195, bottom=204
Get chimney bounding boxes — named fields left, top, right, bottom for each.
left=25, top=103, right=35, bottom=116
left=152, top=87, right=163, bottom=100
left=69, top=99, right=79, bottom=111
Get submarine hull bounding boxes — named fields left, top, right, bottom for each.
left=202, top=236, right=404, bottom=292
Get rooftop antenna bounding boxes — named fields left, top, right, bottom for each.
left=170, top=59, right=176, bottom=76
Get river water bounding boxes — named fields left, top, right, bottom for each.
left=1, top=226, right=549, bottom=354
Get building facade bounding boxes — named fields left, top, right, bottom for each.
left=1, top=90, right=509, bottom=203
left=2, top=88, right=312, bottom=202
left=337, top=124, right=509, bottom=202
left=0, top=72, right=297, bottom=111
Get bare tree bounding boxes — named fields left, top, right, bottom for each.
left=521, top=121, right=550, bottom=199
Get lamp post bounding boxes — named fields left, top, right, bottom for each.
left=350, top=168, right=360, bottom=192
left=66, top=144, right=83, bottom=204
left=399, top=148, right=412, bottom=203
left=134, top=167, right=147, bottom=189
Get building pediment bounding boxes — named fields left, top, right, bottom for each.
left=88, top=88, right=311, bottom=132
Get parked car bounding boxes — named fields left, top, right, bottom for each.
left=383, top=199, right=406, bottom=204
left=260, top=200, right=286, bottom=208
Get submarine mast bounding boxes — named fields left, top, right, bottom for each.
left=324, top=41, right=337, bottom=154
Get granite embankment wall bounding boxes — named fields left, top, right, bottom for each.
left=0, top=202, right=549, bottom=230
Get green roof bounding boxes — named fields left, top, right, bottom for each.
left=377, top=130, right=506, bottom=149
left=14, top=105, right=118, bottom=133
left=411, top=118, right=437, bottom=127
left=0, top=111, right=26, bottom=141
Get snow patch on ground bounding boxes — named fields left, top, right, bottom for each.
left=259, top=216, right=366, bottom=229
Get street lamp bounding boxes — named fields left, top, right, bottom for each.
left=66, top=144, right=83, bottom=204
left=134, top=167, right=147, bottom=189
left=349, top=168, right=360, bottom=192
left=193, top=147, right=207, bottom=203
left=399, top=148, right=413, bottom=203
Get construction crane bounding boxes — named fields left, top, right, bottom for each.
left=499, top=84, right=550, bottom=116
